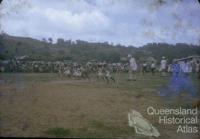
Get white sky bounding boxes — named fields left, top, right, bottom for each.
left=0, top=0, right=200, bottom=47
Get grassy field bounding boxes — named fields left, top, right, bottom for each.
left=0, top=72, right=199, bottom=138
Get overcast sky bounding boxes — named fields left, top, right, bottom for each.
left=0, top=0, right=200, bottom=47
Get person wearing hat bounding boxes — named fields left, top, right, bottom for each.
left=127, top=54, right=137, bottom=81
left=160, top=56, right=167, bottom=76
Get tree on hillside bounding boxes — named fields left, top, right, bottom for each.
left=48, top=37, right=53, bottom=44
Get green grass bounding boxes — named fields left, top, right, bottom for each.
left=44, top=127, right=71, bottom=137
left=0, top=72, right=199, bottom=138
left=0, top=73, right=60, bottom=83
left=86, top=120, right=136, bottom=138
left=89, top=120, right=110, bottom=130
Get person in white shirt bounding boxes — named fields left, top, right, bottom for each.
left=160, top=56, right=167, bottom=76
left=142, top=61, right=147, bottom=74
left=196, top=60, right=200, bottom=74
left=181, top=60, right=190, bottom=76
left=167, top=64, right=172, bottom=73
left=127, top=54, right=137, bottom=81
left=151, top=61, right=156, bottom=75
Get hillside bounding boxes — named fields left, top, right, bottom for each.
left=0, top=33, right=200, bottom=63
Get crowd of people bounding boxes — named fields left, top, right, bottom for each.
left=158, top=58, right=199, bottom=98
left=0, top=55, right=200, bottom=81
left=127, top=55, right=200, bottom=81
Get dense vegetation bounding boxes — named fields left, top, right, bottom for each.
left=0, top=33, right=200, bottom=63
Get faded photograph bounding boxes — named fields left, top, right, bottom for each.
left=0, top=0, right=200, bottom=138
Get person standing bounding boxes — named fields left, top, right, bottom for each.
left=160, top=56, right=167, bottom=76
left=196, top=60, right=200, bottom=79
left=196, top=61, right=200, bottom=73
left=127, top=54, right=137, bottom=81
left=142, top=61, right=147, bottom=74
left=181, top=60, right=190, bottom=76
left=150, top=61, right=156, bottom=75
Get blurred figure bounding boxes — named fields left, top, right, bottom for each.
left=167, top=64, right=172, bottom=73
left=105, top=69, right=115, bottom=84
left=97, top=67, right=105, bottom=81
left=180, top=60, right=190, bottom=76
left=159, top=59, right=197, bottom=99
left=150, top=61, right=156, bottom=75
left=196, top=60, right=200, bottom=79
left=142, top=61, right=147, bottom=74
left=160, top=56, right=167, bottom=76
left=191, top=60, right=196, bottom=74
left=127, top=54, right=137, bottom=81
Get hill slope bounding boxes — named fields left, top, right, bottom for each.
left=0, top=33, right=200, bottom=62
